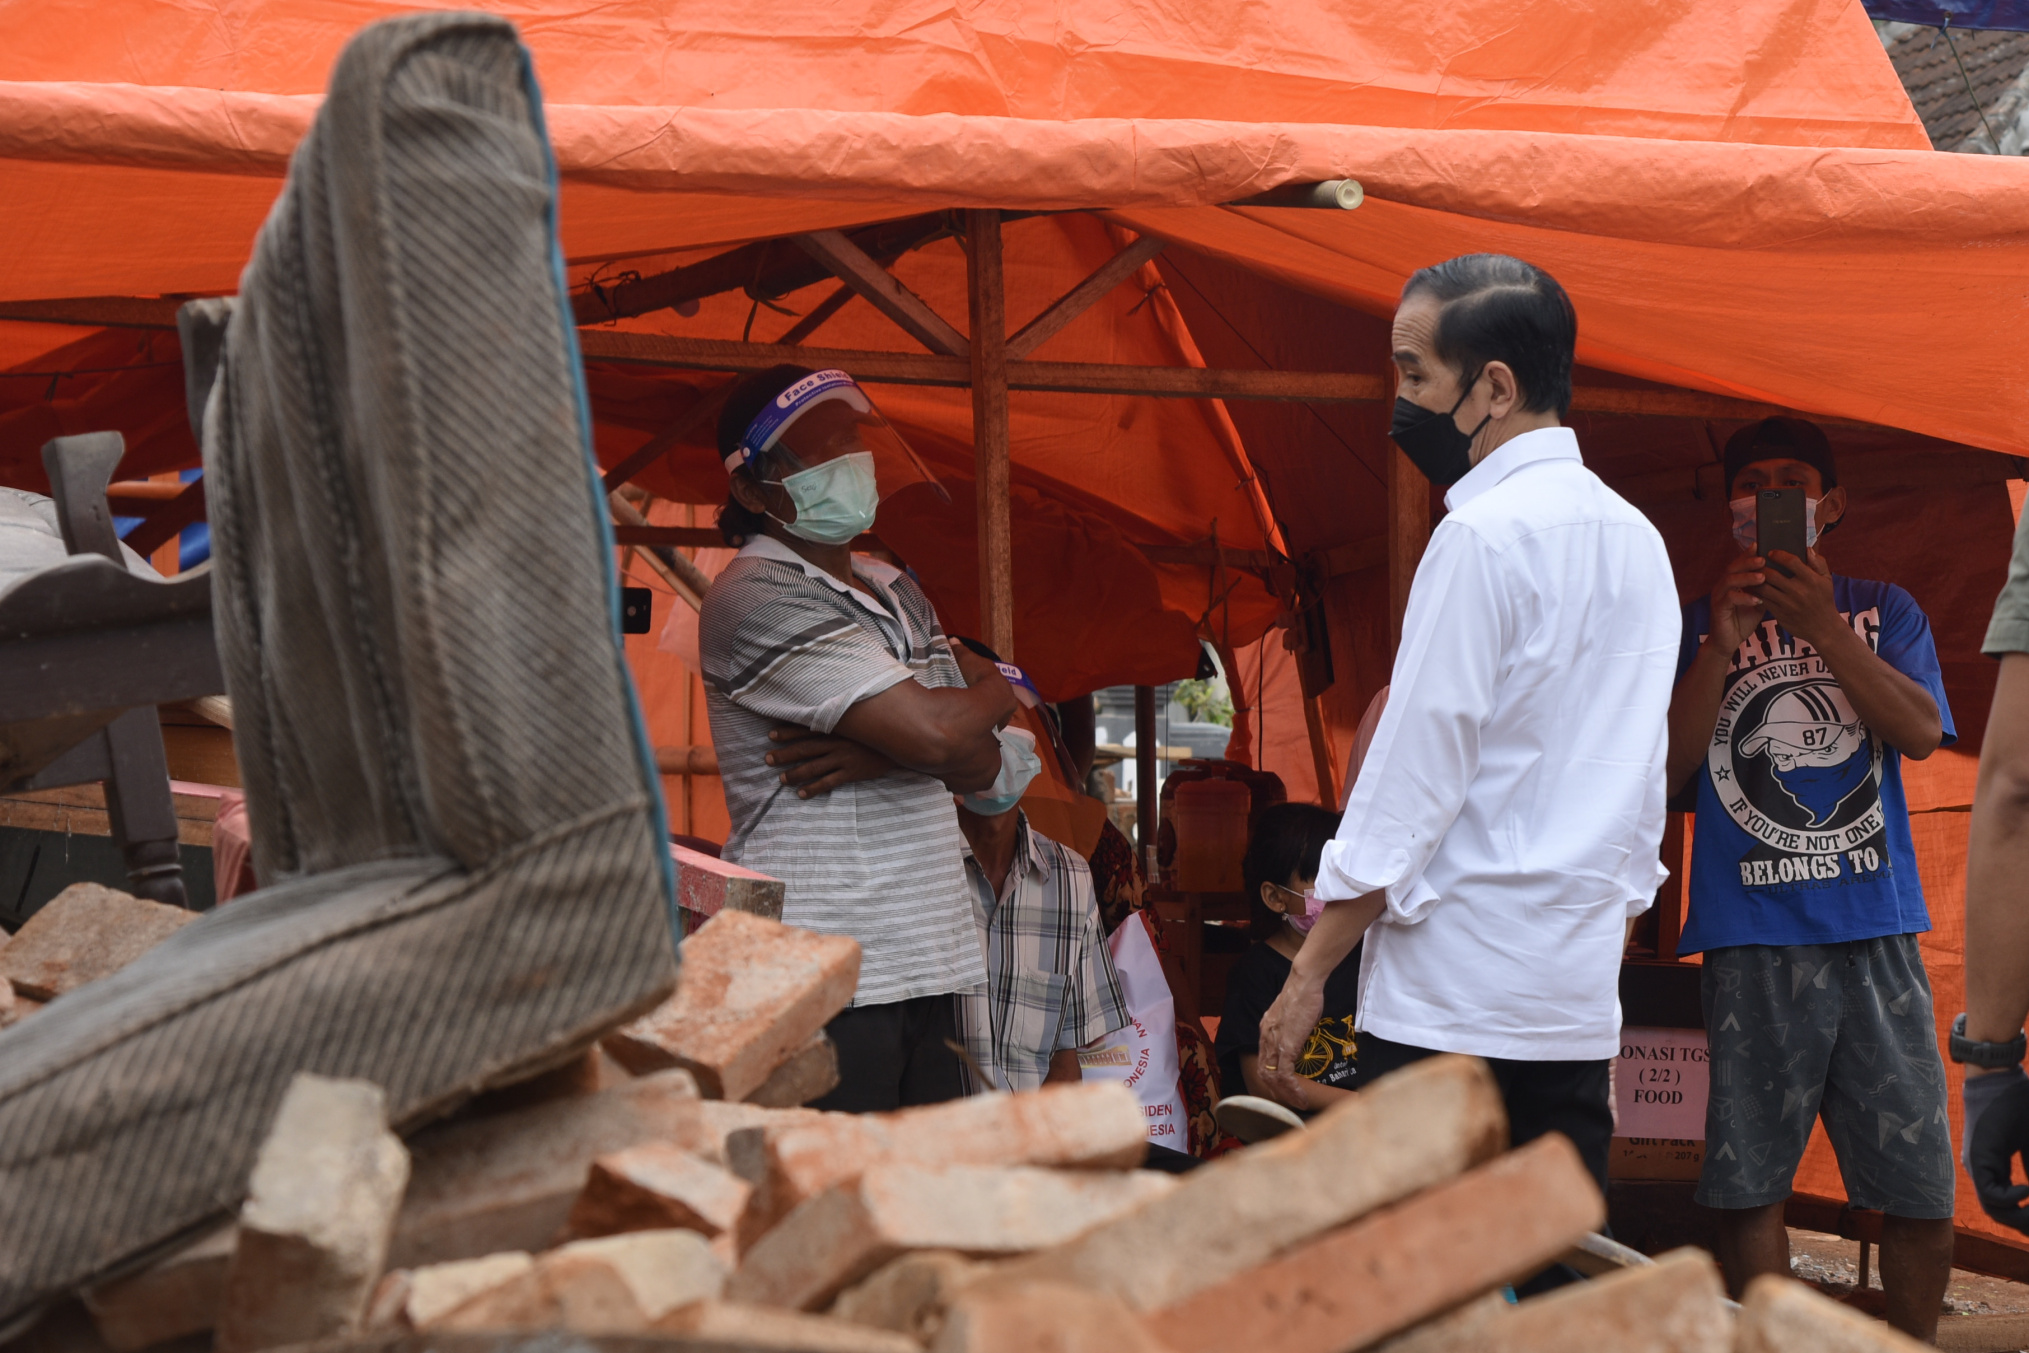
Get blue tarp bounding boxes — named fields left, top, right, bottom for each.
left=1865, top=0, right=2029, bottom=31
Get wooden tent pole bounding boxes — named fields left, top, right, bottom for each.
left=967, top=208, right=1015, bottom=660
left=1135, top=685, right=1159, bottom=878
left=1387, top=445, right=1430, bottom=655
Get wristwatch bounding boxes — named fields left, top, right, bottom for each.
left=1950, top=1013, right=2028, bottom=1069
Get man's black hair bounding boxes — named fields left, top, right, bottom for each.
left=1240, top=800, right=1343, bottom=941
left=1400, top=254, right=1578, bottom=420
left=715, top=364, right=816, bottom=546
left=1723, top=416, right=1838, bottom=494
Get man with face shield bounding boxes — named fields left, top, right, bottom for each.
left=1255, top=255, right=1679, bottom=1237
left=1666, top=418, right=1954, bottom=1340
left=698, top=364, right=1038, bottom=1112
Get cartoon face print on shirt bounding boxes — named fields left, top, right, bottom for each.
left=1707, top=609, right=1890, bottom=890
left=1737, top=680, right=1875, bottom=828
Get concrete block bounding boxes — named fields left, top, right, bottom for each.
left=390, top=1069, right=709, bottom=1268
left=741, top=1082, right=1148, bottom=1246
left=215, top=1075, right=412, bottom=1353
left=83, top=1226, right=235, bottom=1352
left=435, top=1230, right=725, bottom=1332
left=728, top=1164, right=1174, bottom=1312
left=676, top=841, right=786, bottom=922
left=1144, top=1134, right=1604, bottom=1353
left=604, top=911, right=859, bottom=1100
left=393, top=1252, right=536, bottom=1329
left=1368, top=1293, right=1512, bottom=1353
left=1463, top=1248, right=1731, bottom=1353
left=96, top=1072, right=754, bottom=1344
left=931, top=1281, right=1175, bottom=1353
left=0, top=882, right=196, bottom=1000
left=657, top=1300, right=921, bottom=1352
left=994, top=1053, right=1507, bottom=1311
left=567, top=1142, right=752, bottom=1240
left=830, top=1250, right=984, bottom=1345
left=746, top=1032, right=840, bottom=1108
left=1736, top=1273, right=1929, bottom=1353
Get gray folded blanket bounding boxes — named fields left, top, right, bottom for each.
left=0, top=12, right=677, bottom=1322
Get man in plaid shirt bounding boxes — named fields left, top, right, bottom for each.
left=953, top=799, right=1131, bottom=1092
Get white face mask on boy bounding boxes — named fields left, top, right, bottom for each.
left=1729, top=496, right=1823, bottom=554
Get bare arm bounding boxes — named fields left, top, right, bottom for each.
left=1256, top=892, right=1385, bottom=1106
left=1966, top=652, right=2029, bottom=1054
left=1668, top=552, right=1770, bottom=795
left=1761, top=550, right=1943, bottom=759
left=1239, top=1053, right=1356, bottom=1109
left=830, top=649, right=1016, bottom=792
left=1044, top=1049, right=1082, bottom=1085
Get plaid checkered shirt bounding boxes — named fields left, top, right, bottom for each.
left=954, top=815, right=1130, bottom=1092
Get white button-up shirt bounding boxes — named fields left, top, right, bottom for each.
left=1316, top=426, right=1679, bottom=1060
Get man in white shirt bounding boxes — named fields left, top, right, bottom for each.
left=1259, top=254, right=1680, bottom=1199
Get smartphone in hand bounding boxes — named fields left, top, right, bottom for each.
left=1757, top=488, right=1809, bottom=578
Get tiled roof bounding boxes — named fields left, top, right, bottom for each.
left=1885, top=22, right=2029, bottom=150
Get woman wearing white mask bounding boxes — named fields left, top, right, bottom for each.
left=699, top=364, right=1035, bottom=1112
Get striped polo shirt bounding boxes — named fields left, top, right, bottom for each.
left=698, top=535, right=985, bottom=1006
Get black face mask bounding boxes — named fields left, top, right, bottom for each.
left=1389, top=370, right=1490, bottom=487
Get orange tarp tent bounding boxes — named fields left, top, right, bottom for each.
left=4, top=0, right=2029, bottom=1251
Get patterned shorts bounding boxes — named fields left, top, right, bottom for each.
left=1697, top=935, right=1954, bottom=1218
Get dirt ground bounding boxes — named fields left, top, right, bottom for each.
left=1790, top=1226, right=2029, bottom=1319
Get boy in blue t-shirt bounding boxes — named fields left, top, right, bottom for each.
left=1669, top=417, right=1955, bottom=1343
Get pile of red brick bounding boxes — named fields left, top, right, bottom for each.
left=3, top=884, right=1928, bottom=1353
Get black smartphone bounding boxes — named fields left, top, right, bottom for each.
left=620, top=586, right=653, bottom=634
left=1757, top=487, right=1809, bottom=577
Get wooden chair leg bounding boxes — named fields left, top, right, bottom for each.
left=98, top=707, right=188, bottom=909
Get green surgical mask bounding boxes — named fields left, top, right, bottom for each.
left=768, top=451, right=879, bottom=545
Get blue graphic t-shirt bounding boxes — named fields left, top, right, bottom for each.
left=1675, top=576, right=1954, bottom=954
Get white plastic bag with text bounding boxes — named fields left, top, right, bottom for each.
left=1077, top=911, right=1187, bottom=1149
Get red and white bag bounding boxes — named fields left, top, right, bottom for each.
left=1077, top=911, right=1187, bottom=1148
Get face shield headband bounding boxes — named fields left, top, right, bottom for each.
left=723, top=368, right=947, bottom=505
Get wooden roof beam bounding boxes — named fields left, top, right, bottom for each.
left=1005, top=235, right=1166, bottom=361
left=795, top=229, right=970, bottom=358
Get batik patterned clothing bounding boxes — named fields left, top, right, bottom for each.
left=699, top=535, right=983, bottom=1005
left=954, top=817, right=1129, bottom=1092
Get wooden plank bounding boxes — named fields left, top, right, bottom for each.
left=0, top=789, right=217, bottom=846
left=105, top=481, right=186, bottom=505
left=1786, top=1192, right=2029, bottom=1287
left=1011, top=361, right=1386, bottom=403
left=795, top=229, right=970, bottom=358
left=967, top=209, right=1015, bottom=659
left=1134, top=685, right=1158, bottom=877
left=1005, top=235, right=1166, bottom=361
left=1137, top=544, right=1282, bottom=571
left=122, top=478, right=206, bottom=557
left=652, top=745, right=720, bottom=777
left=0, top=296, right=1903, bottom=421
left=610, top=496, right=708, bottom=610
left=577, top=330, right=1393, bottom=402
left=0, top=296, right=184, bottom=328
left=601, top=394, right=725, bottom=493
left=1387, top=445, right=1430, bottom=655
left=775, top=282, right=856, bottom=347
left=578, top=329, right=966, bottom=383
left=1303, top=691, right=1341, bottom=809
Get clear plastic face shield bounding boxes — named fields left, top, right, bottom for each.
left=725, top=370, right=948, bottom=538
